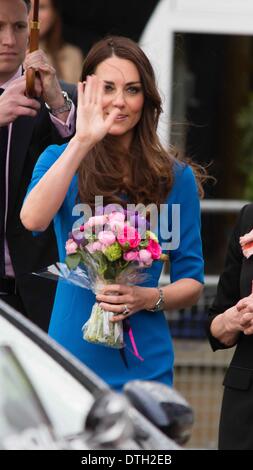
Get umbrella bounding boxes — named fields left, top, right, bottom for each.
left=26, top=0, right=40, bottom=97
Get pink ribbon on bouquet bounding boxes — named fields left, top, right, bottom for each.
left=127, top=324, right=144, bottom=362
left=121, top=319, right=144, bottom=365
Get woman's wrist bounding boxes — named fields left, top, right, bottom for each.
left=144, top=288, right=161, bottom=310
left=69, top=135, right=94, bottom=161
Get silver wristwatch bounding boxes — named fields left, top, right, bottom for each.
left=45, top=91, right=72, bottom=116
left=148, top=287, right=164, bottom=312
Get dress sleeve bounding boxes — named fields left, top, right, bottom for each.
left=26, top=144, right=63, bottom=195
left=207, top=207, right=245, bottom=351
left=169, top=165, right=204, bottom=284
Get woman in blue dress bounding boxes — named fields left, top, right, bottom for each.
left=21, top=36, right=204, bottom=391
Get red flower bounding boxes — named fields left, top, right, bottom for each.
left=147, top=239, right=162, bottom=259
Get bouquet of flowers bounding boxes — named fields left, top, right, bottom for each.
left=64, top=210, right=168, bottom=349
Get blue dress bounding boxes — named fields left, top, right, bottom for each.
left=28, top=144, right=204, bottom=391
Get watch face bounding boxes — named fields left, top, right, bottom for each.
left=155, top=300, right=162, bottom=310
left=155, top=294, right=164, bottom=310
left=147, top=288, right=164, bottom=311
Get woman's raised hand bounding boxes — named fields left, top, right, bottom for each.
left=74, top=76, right=120, bottom=147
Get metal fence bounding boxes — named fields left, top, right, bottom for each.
left=164, top=285, right=235, bottom=449
left=159, top=200, right=247, bottom=449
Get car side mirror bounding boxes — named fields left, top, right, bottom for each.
left=123, top=380, right=193, bottom=445
left=84, top=390, right=134, bottom=448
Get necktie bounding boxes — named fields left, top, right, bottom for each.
left=0, top=88, right=8, bottom=276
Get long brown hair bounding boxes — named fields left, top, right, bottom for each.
left=78, top=36, right=205, bottom=209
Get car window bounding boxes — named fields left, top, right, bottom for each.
left=0, top=317, right=94, bottom=439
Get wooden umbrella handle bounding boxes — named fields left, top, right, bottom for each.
left=26, top=1, right=40, bottom=98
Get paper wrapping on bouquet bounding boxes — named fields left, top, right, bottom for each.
left=33, top=262, right=149, bottom=350
left=82, top=300, right=124, bottom=349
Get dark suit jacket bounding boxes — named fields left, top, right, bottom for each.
left=5, top=81, right=76, bottom=331
left=207, top=203, right=253, bottom=449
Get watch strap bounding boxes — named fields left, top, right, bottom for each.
left=45, top=91, right=72, bottom=116
left=147, top=287, right=164, bottom=311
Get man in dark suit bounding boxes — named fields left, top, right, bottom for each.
left=0, top=0, right=76, bottom=330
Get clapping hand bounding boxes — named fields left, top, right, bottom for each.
left=236, top=293, right=253, bottom=335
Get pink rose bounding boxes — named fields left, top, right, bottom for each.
left=86, top=241, right=102, bottom=253
left=85, top=215, right=108, bottom=228
left=123, top=250, right=139, bottom=261
left=240, top=229, right=253, bottom=246
left=147, top=239, right=162, bottom=259
left=108, top=212, right=125, bottom=230
left=138, top=249, right=153, bottom=266
left=65, top=239, right=78, bottom=255
left=240, top=229, right=253, bottom=259
left=98, top=230, right=116, bottom=246
left=117, top=225, right=141, bottom=248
